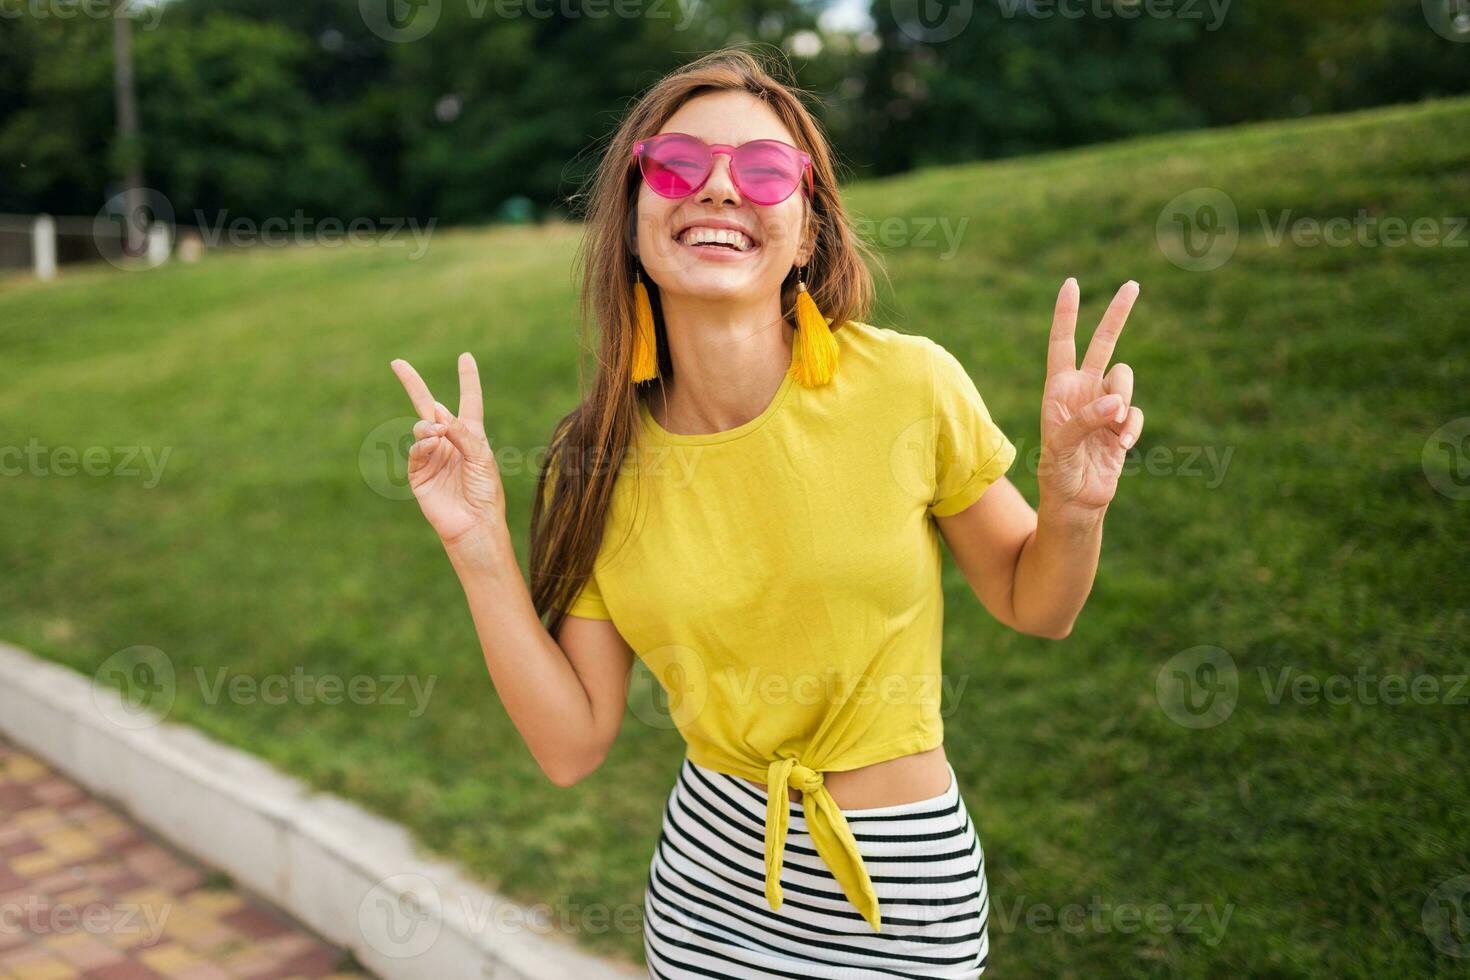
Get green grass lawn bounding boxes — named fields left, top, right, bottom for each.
left=3, top=96, right=1468, bottom=977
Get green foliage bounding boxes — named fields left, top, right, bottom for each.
left=135, top=12, right=381, bottom=219
left=853, top=0, right=1470, bottom=173
left=1, top=1, right=1465, bottom=223
left=0, top=12, right=116, bottom=214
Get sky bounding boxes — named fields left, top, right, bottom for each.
left=819, top=0, right=877, bottom=32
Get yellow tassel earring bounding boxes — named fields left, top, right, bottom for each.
left=631, top=263, right=660, bottom=382
left=792, top=270, right=838, bottom=387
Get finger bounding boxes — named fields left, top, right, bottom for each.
left=1118, top=406, right=1144, bottom=450
left=458, top=352, right=484, bottom=426
left=1058, top=393, right=1127, bottom=447
left=435, top=401, right=490, bottom=463
left=1047, top=278, right=1079, bottom=379
left=1080, top=280, right=1139, bottom=378
left=1102, top=362, right=1134, bottom=422
left=413, top=419, right=447, bottom=440
left=408, top=435, right=440, bottom=466
left=391, top=359, right=438, bottom=421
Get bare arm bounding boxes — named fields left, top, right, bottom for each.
left=445, top=526, right=634, bottom=785
left=389, top=353, right=634, bottom=786
left=936, top=477, right=1106, bottom=639
left=935, top=279, right=1146, bottom=639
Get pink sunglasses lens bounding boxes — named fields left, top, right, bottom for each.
left=732, top=141, right=805, bottom=205
left=641, top=135, right=807, bottom=204
left=642, top=136, right=710, bottom=198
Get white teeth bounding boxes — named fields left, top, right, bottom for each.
left=677, top=226, right=755, bottom=252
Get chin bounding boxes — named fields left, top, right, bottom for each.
left=666, top=269, right=771, bottom=301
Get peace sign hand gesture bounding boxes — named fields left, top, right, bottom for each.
left=389, top=353, right=506, bottom=548
left=1038, top=279, right=1146, bottom=523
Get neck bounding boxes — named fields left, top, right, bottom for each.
left=647, top=290, right=794, bottom=435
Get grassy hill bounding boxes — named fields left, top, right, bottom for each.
left=2, top=96, right=1468, bottom=977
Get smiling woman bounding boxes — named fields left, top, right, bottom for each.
left=388, top=44, right=1143, bottom=980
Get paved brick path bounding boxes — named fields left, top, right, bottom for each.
left=0, top=737, right=371, bottom=979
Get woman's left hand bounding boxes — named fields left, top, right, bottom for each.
left=1036, top=278, right=1145, bottom=523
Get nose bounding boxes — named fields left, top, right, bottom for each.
left=697, top=151, right=742, bottom=206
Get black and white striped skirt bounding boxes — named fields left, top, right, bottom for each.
left=642, top=754, right=990, bottom=978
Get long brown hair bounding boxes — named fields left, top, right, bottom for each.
left=531, top=44, right=883, bottom=637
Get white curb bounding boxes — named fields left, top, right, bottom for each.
left=0, top=641, right=646, bottom=980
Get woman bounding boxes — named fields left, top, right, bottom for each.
left=389, top=47, right=1143, bottom=979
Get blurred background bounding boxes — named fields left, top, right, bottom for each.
left=2, top=0, right=1468, bottom=243
left=2, top=2, right=1468, bottom=978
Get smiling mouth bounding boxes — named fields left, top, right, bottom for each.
left=673, top=226, right=760, bottom=253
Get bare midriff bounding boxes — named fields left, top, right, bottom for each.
left=741, top=744, right=952, bottom=807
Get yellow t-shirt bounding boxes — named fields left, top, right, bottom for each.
left=558, top=319, right=1016, bottom=933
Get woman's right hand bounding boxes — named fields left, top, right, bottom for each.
left=390, top=352, right=506, bottom=548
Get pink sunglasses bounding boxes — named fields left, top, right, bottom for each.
left=632, top=132, right=814, bottom=207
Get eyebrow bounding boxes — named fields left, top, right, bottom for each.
left=659, top=131, right=787, bottom=147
